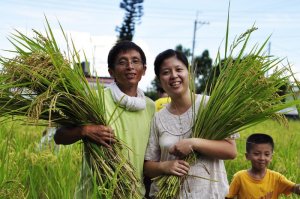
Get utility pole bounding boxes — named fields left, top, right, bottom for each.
left=268, top=41, right=271, bottom=57
left=191, top=13, right=209, bottom=64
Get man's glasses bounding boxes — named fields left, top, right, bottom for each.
left=116, top=59, right=143, bottom=67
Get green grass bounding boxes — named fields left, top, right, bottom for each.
left=0, top=119, right=299, bottom=198
left=0, top=119, right=82, bottom=199
left=0, top=19, right=141, bottom=198
left=225, top=119, right=300, bottom=199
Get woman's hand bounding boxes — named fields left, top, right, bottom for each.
left=169, top=138, right=195, bottom=158
left=161, top=160, right=190, bottom=176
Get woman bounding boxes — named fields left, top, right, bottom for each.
left=144, top=49, right=238, bottom=198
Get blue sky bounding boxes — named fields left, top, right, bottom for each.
left=1, top=0, right=300, bottom=91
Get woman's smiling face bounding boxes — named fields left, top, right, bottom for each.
left=158, top=56, right=189, bottom=98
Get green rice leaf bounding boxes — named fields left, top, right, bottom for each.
left=0, top=17, right=141, bottom=198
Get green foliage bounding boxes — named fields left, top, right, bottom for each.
left=288, top=64, right=300, bottom=115
left=0, top=18, right=141, bottom=198
left=193, top=50, right=213, bottom=93
left=225, top=119, right=300, bottom=199
left=154, top=17, right=300, bottom=199
left=0, top=120, right=299, bottom=198
left=0, top=120, right=81, bottom=199
left=144, top=89, right=158, bottom=101
left=144, top=77, right=160, bottom=100
left=175, top=44, right=191, bottom=58
left=116, top=0, right=144, bottom=42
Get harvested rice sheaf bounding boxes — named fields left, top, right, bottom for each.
left=0, top=19, right=141, bottom=198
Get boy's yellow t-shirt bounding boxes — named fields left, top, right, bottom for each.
left=226, top=169, right=295, bottom=199
left=155, top=97, right=171, bottom=111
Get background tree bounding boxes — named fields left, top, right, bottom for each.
left=145, top=77, right=160, bottom=100
left=193, top=50, right=213, bottom=93
left=116, top=0, right=144, bottom=42
left=175, top=44, right=191, bottom=58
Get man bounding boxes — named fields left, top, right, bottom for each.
left=54, top=41, right=155, bottom=198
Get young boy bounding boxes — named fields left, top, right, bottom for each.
left=226, top=133, right=300, bottom=199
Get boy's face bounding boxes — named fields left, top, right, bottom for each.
left=245, top=143, right=273, bottom=171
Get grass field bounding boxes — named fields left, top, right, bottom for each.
left=0, top=120, right=82, bottom=199
left=0, top=119, right=299, bottom=198
left=225, top=119, right=300, bottom=199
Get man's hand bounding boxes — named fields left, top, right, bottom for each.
left=82, top=125, right=116, bottom=148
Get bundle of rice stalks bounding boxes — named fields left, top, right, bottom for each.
left=287, top=64, right=300, bottom=116
left=155, top=17, right=300, bottom=198
left=0, top=18, right=140, bottom=198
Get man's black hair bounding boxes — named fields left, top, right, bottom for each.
left=107, top=41, right=146, bottom=69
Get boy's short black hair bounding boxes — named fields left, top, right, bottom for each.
left=107, top=41, right=146, bottom=69
left=246, top=133, right=274, bottom=153
left=154, top=49, right=189, bottom=77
